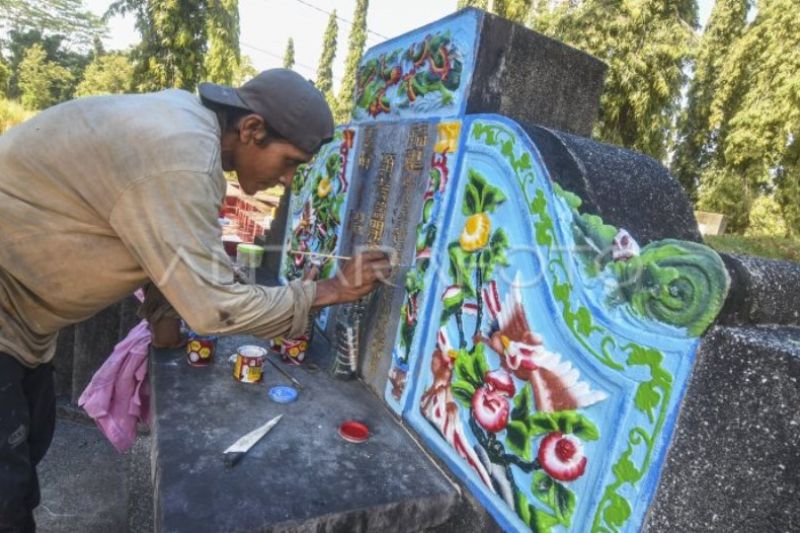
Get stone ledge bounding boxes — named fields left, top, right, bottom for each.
left=646, top=325, right=800, bottom=532
left=718, top=253, right=800, bottom=327
left=150, top=334, right=461, bottom=533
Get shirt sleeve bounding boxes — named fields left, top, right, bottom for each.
left=109, top=171, right=316, bottom=339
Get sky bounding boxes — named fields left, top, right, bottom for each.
left=84, top=0, right=715, bottom=93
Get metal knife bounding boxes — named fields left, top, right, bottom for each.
left=223, top=414, right=283, bottom=467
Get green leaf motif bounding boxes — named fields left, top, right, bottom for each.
left=603, top=494, right=632, bottom=528
left=505, top=419, right=533, bottom=461
left=612, top=452, right=641, bottom=483
left=529, top=412, right=559, bottom=436
left=451, top=379, right=475, bottom=409
left=453, top=344, right=489, bottom=390
left=575, top=306, right=594, bottom=336
left=535, top=218, right=554, bottom=246
left=532, top=471, right=576, bottom=527
left=634, top=381, right=661, bottom=422
left=531, top=188, right=547, bottom=215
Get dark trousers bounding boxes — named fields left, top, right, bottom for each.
left=0, top=353, right=55, bottom=533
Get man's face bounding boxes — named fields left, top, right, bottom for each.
left=229, top=115, right=312, bottom=195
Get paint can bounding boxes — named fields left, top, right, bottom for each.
left=186, top=334, right=217, bottom=367
left=232, top=345, right=267, bottom=383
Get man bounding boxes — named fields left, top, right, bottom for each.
left=0, top=69, right=390, bottom=531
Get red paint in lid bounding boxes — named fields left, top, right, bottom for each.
left=338, top=421, right=369, bottom=443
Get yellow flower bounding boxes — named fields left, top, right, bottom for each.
left=434, top=121, right=461, bottom=154
left=317, top=178, right=332, bottom=198
left=460, top=212, right=491, bottom=251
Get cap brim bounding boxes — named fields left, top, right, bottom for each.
left=198, top=82, right=251, bottom=111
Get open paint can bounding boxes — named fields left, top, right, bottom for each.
left=232, top=345, right=267, bottom=383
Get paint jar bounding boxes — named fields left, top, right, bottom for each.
left=186, top=334, right=217, bottom=367
left=233, top=345, right=267, bottom=383
left=270, top=335, right=309, bottom=363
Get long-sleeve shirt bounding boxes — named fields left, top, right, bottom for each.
left=0, top=89, right=316, bottom=367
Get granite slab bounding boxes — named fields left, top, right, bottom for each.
left=150, top=334, right=460, bottom=532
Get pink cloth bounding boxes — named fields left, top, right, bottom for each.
left=78, top=319, right=152, bottom=453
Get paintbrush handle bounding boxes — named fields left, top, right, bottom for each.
left=289, top=250, right=352, bottom=261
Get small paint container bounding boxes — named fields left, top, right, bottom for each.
left=236, top=243, right=265, bottom=268
left=186, top=334, right=216, bottom=367
left=232, top=345, right=267, bottom=383
left=338, top=421, right=369, bottom=443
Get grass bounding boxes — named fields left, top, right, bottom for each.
left=705, top=235, right=800, bottom=263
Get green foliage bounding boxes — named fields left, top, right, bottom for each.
left=4, top=29, right=91, bottom=101
left=18, top=43, right=73, bottom=109
left=109, top=0, right=237, bottom=91
left=335, top=0, right=369, bottom=123
left=530, top=1, right=695, bottom=161
left=458, top=0, right=532, bottom=23
left=282, top=38, right=295, bottom=70
left=462, top=169, right=507, bottom=215
left=316, top=11, right=338, bottom=110
left=75, top=53, right=133, bottom=96
left=0, top=60, right=10, bottom=96
left=232, top=54, right=258, bottom=86
left=0, top=0, right=106, bottom=49
left=0, top=97, right=34, bottom=133
left=700, top=0, right=800, bottom=235
left=671, top=0, right=750, bottom=199
left=204, top=0, right=241, bottom=85
left=745, top=195, right=789, bottom=237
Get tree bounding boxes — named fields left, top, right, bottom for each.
left=4, top=29, right=90, bottom=100
left=0, top=0, right=105, bottom=49
left=75, top=53, right=134, bottom=96
left=283, top=38, right=295, bottom=70
left=335, top=0, right=369, bottom=123
left=697, top=0, right=800, bottom=234
left=107, top=0, right=213, bottom=91
left=457, top=0, right=531, bottom=23
left=672, top=0, right=750, bottom=200
left=18, top=43, right=73, bottom=109
left=316, top=11, right=338, bottom=109
left=233, top=54, right=258, bottom=85
left=529, top=1, right=696, bottom=161
left=204, top=0, right=241, bottom=85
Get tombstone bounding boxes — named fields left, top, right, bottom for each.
left=277, top=8, right=730, bottom=531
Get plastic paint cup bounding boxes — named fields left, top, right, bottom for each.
left=233, top=345, right=268, bottom=383
left=338, top=421, right=369, bottom=443
left=236, top=244, right=265, bottom=268
left=186, top=334, right=217, bottom=367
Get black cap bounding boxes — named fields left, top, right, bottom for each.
left=198, top=69, right=335, bottom=154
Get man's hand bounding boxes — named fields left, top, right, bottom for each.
left=312, top=252, right=392, bottom=309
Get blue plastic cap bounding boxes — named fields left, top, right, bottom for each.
left=268, top=386, right=298, bottom=404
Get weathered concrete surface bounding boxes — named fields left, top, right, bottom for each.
left=466, top=10, right=606, bottom=137
left=646, top=325, right=800, bottom=532
left=150, top=333, right=461, bottom=532
left=34, top=418, right=128, bottom=532
left=526, top=124, right=703, bottom=245
left=718, top=253, right=800, bottom=327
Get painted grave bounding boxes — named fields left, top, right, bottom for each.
left=278, top=8, right=730, bottom=532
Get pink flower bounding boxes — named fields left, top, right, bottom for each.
left=471, top=369, right=515, bottom=433
left=537, top=432, right=587, bottom=482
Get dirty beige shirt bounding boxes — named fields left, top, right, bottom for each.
left=0, top=89, right=315, bottom=367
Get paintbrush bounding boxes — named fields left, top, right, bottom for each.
left=265, top=357, right=304, bottom=390
left=289, top=249, right=415, bottom=269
